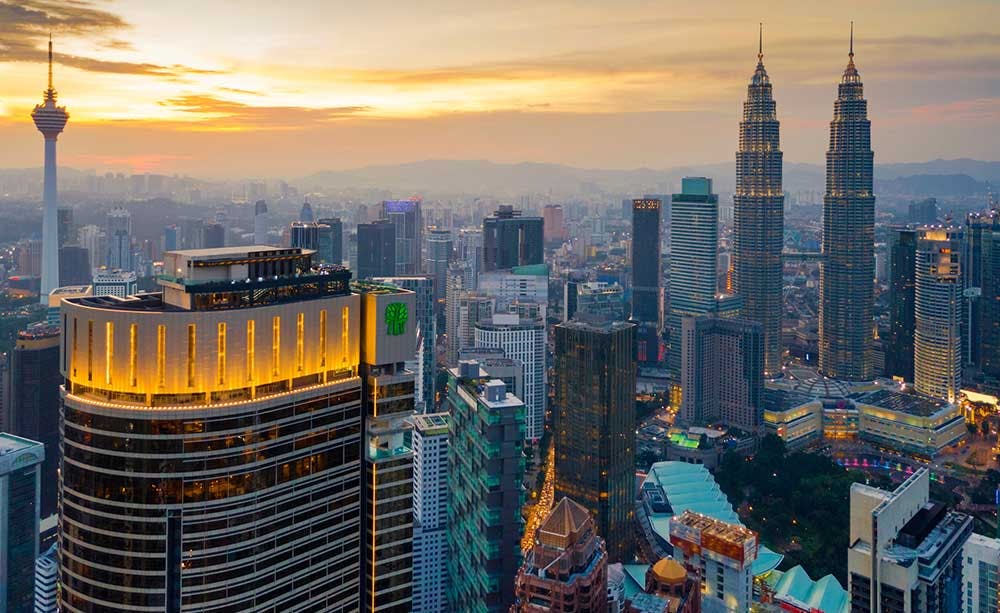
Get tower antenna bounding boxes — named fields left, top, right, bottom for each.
left=849, top=21, right=854, bottom=59
left=758, top=22, right=763, bottom=62
left=48, top=33, right=53, bottom=91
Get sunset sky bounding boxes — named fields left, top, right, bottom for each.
left=0, top=0, right=997, bottom=178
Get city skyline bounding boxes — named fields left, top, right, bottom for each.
left=0, top=1, right=997, bottom=177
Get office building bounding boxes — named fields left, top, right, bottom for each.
left=457, top=349, right=526, bottom=404
left=447, top=363, right=526, bottom=612
left=425, top=228, right=453, bottom=303
left=106, top=207, right=133, bottom=271
left=357, top=219, right=397, bottom=279
left=446, top=290, right=493, bottom=366
left=886, top=228, right=918, bottom=380
left=554, top=319, right=636, bottom=562
left=77, top=225, right=105, bottom=273
left=382, top=199, right=423, bottom=275
left=733, top=30, right=784, bottom=377
left=669, top=177, right=722, bottom=380
left=513, top=497, right=608, bottom=613
left=317, top=217, right=344, bottom=265
left=565, top=280, right=625, bottom=322
left=35, top=542, right=58, bottom=613
left=58, top=245, right=91, bottom=286
left=909, top=198, right=938, bottom=225
left=202, top=222, right=225, bottom=249
left=299, top=200, right=314, bottom=222
left=963, top=533, right=1000, bottom=613
left=410, top=413, right=450, bottom=613
left=543, top=204, right=568, bottom=245
left=475, top=313, right=546, bottom=441
left=914, top=227, right=963, bottom=402
left=9, top=324, right=61, bottom=519
left=679, top=315, right=763, bottom=431
left=631, top=198, right=663, bottom=326
left=456, top=228, right=484, bottom=289
left=848, top=469, right=971, bottom=612
left=57, top=206, right=73, bottom=248
left=92, top=269, right=138, bottom=297
left=669, top=510, right=759, bottom=613
left=253, top=200, right=269, bottom=246
left=356, top=282, right=417, bottom=613
left=819, top=31, right=876, bottom=381
left=0, top=434, right=44, bottom=613
left=31, top=38, right=68, bottom=304
left=0, top=354, right=9, bottom=433
left=373, top=276, right=436, bottom=411
left=59, top=246, right=364, bottom=611
left=967, top=211, right=1000, bottom=377
left=478, top=264, right=549, bottom=315
left=290, top=220, right=320, bottom=251
left=483, top=205, right=544, bottom=272
left=163, top=223, right=179, bottom=252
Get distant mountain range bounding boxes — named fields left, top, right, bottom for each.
left=298, top=158, right=1000, bottom=199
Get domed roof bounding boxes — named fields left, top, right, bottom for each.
left=651, top=558, right=686, bottom=585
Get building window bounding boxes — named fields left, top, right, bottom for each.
left=187, top=324, right=196, bottom=387
left=157, top=325, right=166, bottom=387
left=217, top=322, right=226, bottom=386
left=247, top=320, right=255, bottom=383
left=320, top=309, right=327, bottom=368
left=105, top=321, right=114, bottom=386
left=272, top=316, right=280, bottom=377
left=129, top=323, right=138, bottom=387
left=87, top=320, right=94, bottom=382
left=296, top=313, right=305, bottom=373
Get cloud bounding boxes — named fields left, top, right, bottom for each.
left=0, top=0, right=217, bottom=77
left=158, top=95, right=372, bottom=128
left=902, top=97, right=1000, bottom=123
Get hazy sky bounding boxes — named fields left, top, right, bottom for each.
left=0, top=0, right=997, bottom=178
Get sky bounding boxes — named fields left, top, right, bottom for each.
left=0, top=0, right=997, bottom=178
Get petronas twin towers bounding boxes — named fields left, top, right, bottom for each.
left=733, top=24, right=874, bottom=381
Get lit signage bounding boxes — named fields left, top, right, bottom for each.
left=385, top=302, right=408, bottom=336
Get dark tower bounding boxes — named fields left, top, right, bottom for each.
left=733, top=24, right=784, bottom=377
left=819, top=24, right=875, bottom=380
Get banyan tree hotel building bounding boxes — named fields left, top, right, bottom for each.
left=58, top=247, right=375, bottom=612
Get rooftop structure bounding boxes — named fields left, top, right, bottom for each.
left=669, top=510, right=759, bottom=612
left=759, top=565, right=850, bottom=613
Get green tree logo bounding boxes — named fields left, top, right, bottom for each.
left=385, top=302, right=408, bottom=336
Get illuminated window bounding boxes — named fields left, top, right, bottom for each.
left=62, top=314, right=68, bottom=372
left=217, top=322, right=227, bottom=386
left=247, top=320, right=255, bottom=383
left=187, top=324, right=196, bottom=388
left=296, top=313, right=304, bottom=373
left=71, top=317, right=78, bottom=377
left=272, top=316, right=280, bottom=378
left=105, top=322, right=114, bottom=386
left=319, top=309, right=327, bottom=367
left=157, top=325, right=166, bottom=387
left=342, top=307, right=349, bottom=363
left=87, top=320, right=93, bottom=382
left=129, top=324, right=138, bottom=387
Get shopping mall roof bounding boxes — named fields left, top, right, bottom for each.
left=851, top=388, right=951, bottom=418
left=763, top=565, right=850, bottom=613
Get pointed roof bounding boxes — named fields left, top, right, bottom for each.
left=751, top=22, right=770, bottom=86
left=842, top=22, right=861, bottom=83
left=538, top=497, right=592, bottom=548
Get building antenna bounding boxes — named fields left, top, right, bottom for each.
left=849, top=21, right=854, bottom=60
left=758, top=22, right=763, bottom=62
left=48, top=33, right=53, bottom=91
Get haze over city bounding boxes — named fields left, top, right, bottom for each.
left=0, top=0, right=997, bottom=177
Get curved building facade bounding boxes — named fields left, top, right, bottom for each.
left=819, top=34, right=875, bottom=381
left=58, top=247, right=364, bottom=612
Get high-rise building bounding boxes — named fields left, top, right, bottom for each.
left=456, top=228, right=484, bottom=289
left=356, top=282, right=417, bottom=613
left=483, top=205, right=544, bottom=272
left=15, top=238, right=43, bottom=277
left=478, top=264, right=549, bottom=315
left=909, top=198, right=938, bottom=225
left=848, top=468, right=971, bottom=613
left=31, top=37, right=69, bottom=304
left=299, top=200, right=315, bottom=222
left=886, top=228, right=918, bottom=380
left=447, top=363, right=526, bottom=612
left=58, top=245, right=91, bottom=286
left=631, top=198, right=663, bottom=326
left=382, top=199, right=423, bottom=275
left=92, top=269, right=138, bottom=297
left=963, top=533, right=1000, bottom=613
left=564, top=280, right=625, bottom=322
left=374, top=276, right=436, bottom=411
left=253, top=199, right=269, bottom=245
left=34, top=542, right=58, bottom=613
left=290, top=220, right=320, bottom=250
left=914, top=227, right=963, bottom=402
left=554, top=319, right=636, bottom=562
left=679, top=314, right=763, bottom=431
left=202, top=222, right=225, bottom=249
left=475, top=313, right=546, bottom=441
left=446, top=270, right=494, bottom=365
left=669, top=510, right=759, bottom=613
left=668, top=178, right=722, bottom=380
left=425, top=228, right=453, bottom=303
left=9, top=323, right=61, bottom=519
left=78, top=225, right=106, bottom=273
left=0, top=434, right=44, bottom=612
left=317, top=217, right=344, bottom=265
left=513, top=497, right=608, bottom=613
left=967, top=211, right=1000, bottom=377
left=57, top=206, right=73, bottom=248
left=58, top=247, right=364, bottom=611
left=163, top=223, right=179, bottom=252
left=819, top=30, right=876, bottom=381
left=542, top=204, right=568, bottom=245
left=357, top=219, right=397, bottom=279
left=457, top=349, right=526, bottom=403
left=409, top=413, right=450, bottom=613
left=733, top=29, right=785, bottom=377
left=106, top=207, right=133, bottom=271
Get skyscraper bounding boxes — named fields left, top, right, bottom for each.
left=819, top=27, right=876, bottom=381
left=554, top=319, right=636, bottom=563
left=966, top=210, right=1000, bottom=375
left=373, top=276, right=436, bottom=412
left=542, top=204, right=568, bottom=245
left=482, top=205, right=544, bottom=272
left=914, top=227, right=963, bottom=402
left=425, top=228, right=453, bottom=303
left=631, top=198, right=663, bottom=366
left=447, top=363, right=526, bottom=611
left=512, top=497, right=608, bottom=613
left=668, top=177, right=722, bottom=380
left=357, top=219, right=397, bottom=279
left=59, top=247, right=364, bottom=611
left=299, top=199, right=315, bottom=222
left=456, top=228, right=484, bottom=289
left=382, top=199, right=423, bottom=275
left=253, top=199, right=269, bottom=245
left=290, top=220, right=320, bottom=251
left=202, top=222, right=225, bottom=248
left=9, top=324, right=61, bottom=519
left=106, top=208, right=132, bottom=271
left=886, top=227, right=918, bottom=380
left=317, top=217, right=344, bottom=265
left=475, top=313, right=546, bottom=441
left=409, top=413, right=450, bottom=613
left=733, top=26, right=785, bottom=377
left=0, top=434, right=44, bottom=613
left=31, top=37, right=69, bottom=303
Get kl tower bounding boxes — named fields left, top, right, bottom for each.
left=31, top=36, right=69, bottom=303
